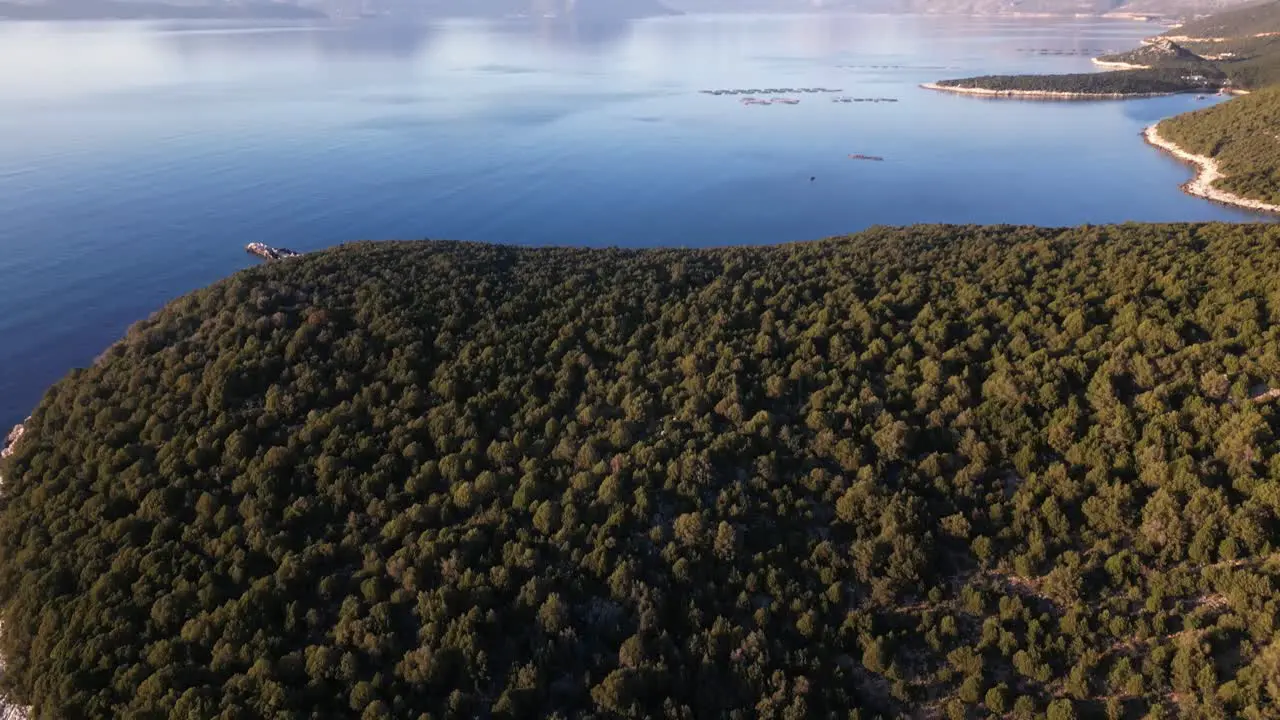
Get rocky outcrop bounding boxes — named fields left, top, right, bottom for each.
left=0, top=698, right=28, bottom=720
left=0, top=421, right=27, bottom=488
left=0, top=423, right=24, bottom=461
left=0, top=623, right=29, bottom=720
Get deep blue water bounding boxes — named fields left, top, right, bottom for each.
left=0, top=14, right=1269, bottom=426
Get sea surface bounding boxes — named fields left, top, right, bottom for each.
left=0, top=14, right=1270, bottom=426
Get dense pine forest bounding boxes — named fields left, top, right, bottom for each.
left=3, top=225, right=1280, bottom=718
left=1160, top=85, right=1280, bottom=204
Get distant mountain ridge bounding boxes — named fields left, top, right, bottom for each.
left=0, top=0, right=324, bottom=19
left=0, top=0, right=678, bottom=20
left=665, top=0, right=1259, bottom=18
left=391, top=0, right=679, bottom=19
left=0, top=0, right=1265, bottom=21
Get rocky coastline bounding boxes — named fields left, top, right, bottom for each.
left=0, top=422, right=24, bottom=462
left=0, top=423, right=31, bottom=720
left=1144, top=124, right=1280, bottom=214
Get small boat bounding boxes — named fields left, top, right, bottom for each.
left=848, top=154, right=885, bottom=162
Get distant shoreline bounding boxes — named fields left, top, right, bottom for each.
left=1144, top=124, right=1280, bottom=214
left=0, top=0, right=325, bottom=21
left=919, top=82, right=1176, bottom=100
left=1090, top=58, right=1151, bottom=70
left=1157, top=31, right=1280, bottom=44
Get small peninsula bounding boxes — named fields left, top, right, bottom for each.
left=1148, top=84, right=1280, bottom=210
left=924, top=64, right=1223, bottom=100
left=921, top=68, right=1215, bottom=98
left=1144, top=124, right=1280, bottom=213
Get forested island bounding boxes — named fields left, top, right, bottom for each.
left=4, top=226, right=1280, bottom=717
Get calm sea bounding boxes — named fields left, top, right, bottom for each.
left=0, top=14, right=1268, bottom=426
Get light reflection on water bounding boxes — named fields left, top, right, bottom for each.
left=0, top=14, right=1268, bottom=424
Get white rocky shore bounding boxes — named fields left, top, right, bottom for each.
left=920, top=82, right=1176, bottom=100
left=1090, top=58, right=1151, bottom=70
left=1144, top=124, right=1280, bottom=214
left=0, top=644, right=29, bottom=720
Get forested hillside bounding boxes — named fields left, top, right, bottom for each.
left=1160, top=85, right=1280, bottom=203
left=1196, top=35, right=1280, bottom=88
left=1165, top=2, right=1280, bottom=88
left=1165, top=0, right=1280, bottom=38
left=3, top=227, right=1280, bottom=718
